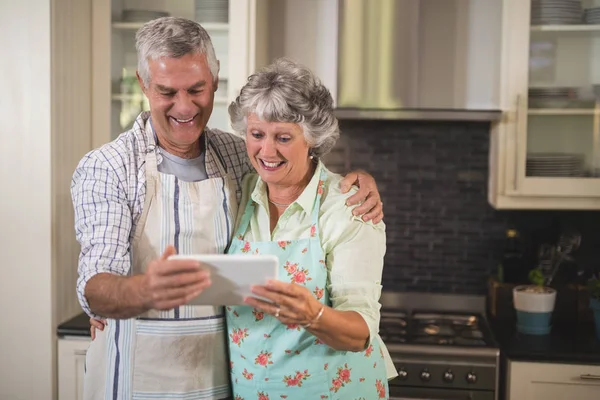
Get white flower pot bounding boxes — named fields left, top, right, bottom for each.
left=513, top=285, right=556, bottom=335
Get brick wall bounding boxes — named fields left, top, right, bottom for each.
left=322, top=119, right=600, bottom=295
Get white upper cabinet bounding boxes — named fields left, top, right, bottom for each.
left=490, top=0, right=600, bottom=209
left=91, top=0, right=263, bottom=147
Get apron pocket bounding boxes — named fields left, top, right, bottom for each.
left=132, top=317, right=230, bottom=398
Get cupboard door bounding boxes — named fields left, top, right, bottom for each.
left=503, top=0, right=600, bottom=198
left=58, top=337, right=90, bottom=400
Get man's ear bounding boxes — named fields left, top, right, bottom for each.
left=214, top=60, right=220, bottom=92
left=136, top=71, right=147, bottom=94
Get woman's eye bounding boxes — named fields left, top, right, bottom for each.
left=278, top=136, right=291, bottom=143
left=250, top=131, right=263, bottom=139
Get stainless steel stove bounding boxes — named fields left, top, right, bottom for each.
left=380, top=292, right=500, bottom=400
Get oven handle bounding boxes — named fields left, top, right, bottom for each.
left=580, top=374, right=600, bottom=381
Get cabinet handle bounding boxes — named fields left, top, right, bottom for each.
left=513, top=94, right=521, bottom=191
left=74, top=350, right=87, bottom=356
left=580, top=374, right=600, bottom=381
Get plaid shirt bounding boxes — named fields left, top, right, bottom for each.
left=71, top=112, right=253, bottom=316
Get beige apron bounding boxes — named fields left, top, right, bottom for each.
left=83, top=119, right=237, bottom=400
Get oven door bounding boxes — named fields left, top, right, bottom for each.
left=389, top=385, right=495, bottom=400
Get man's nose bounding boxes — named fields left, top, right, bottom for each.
left=173, top=92, right=198, bottom=115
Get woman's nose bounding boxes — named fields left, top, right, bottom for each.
left=259, top=138, right=277, bottom=157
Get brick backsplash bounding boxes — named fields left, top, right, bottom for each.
left=321, top=119, right=600, bottom=295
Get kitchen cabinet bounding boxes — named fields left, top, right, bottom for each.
left=489, top=0, right=600, bottom=209
left=91, top=0, right=269, bottom=147
left=507, top=360, right=600, bottom=399
left=58, top=336, right=90, bottom=400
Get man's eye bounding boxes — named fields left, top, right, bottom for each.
left=189, top=90, right=203, bottom=95
left=250, top=132, right=263, bottom=139
left=161, top=92, right=176, bottom=97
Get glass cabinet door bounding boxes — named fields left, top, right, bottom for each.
left=523, top=0, right=600, bottom=194
left=109, top=0, right=230, bottom=140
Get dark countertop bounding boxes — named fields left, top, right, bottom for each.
left=490, top=317, right=600, bottom=364
left=57, top=312, right=91, bottom=338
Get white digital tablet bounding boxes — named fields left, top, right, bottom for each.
left=168, top=254, right=279, bottom=306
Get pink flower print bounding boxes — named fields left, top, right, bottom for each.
left=373, top=362, right=377, bottom=368
left=254, top=248, right=260, bottom=254
left=230, top=361, right=234, bottom=370
left=379, top=346, right=384, bottom=358
left=320, top=396, right=329, bottom=399
left=376, top=379, right=386, bottom=398
left=233, top=310, right=239, bottom=317
left=338, top=364, right=351, bottom=383
left=359, top=377, right=365, bottom=382
left=310, top=224, right=316, bottom=237
left=313, top=287, right=324, bottom=300
left=257, top=392, right=270, bottom=400
left=323, top=363, right=329, bottom=370
left=252, top=309, right=264, bottom=322
left=265, top=378, right=269, bottom=381
left=278, top=240, right=291, bottom=250
left=365, top=345, right=374, bottom=357
left=264, top=333, right=271, bottom=339
left=292, top=269, right=311, bottom=285
left=229, top=328, right=249, bottom=347
left=330, top=378, right=343, bottom=393
left=242, top=368, right=254, bottom=380
left=301, top=247, right=308, bottom=254
left=241, top=241, right=251, bottom=253
left=283, top=370, right=311, bottom=387
left=280, top=396, right=288, bottom=399
left=314, top=337, right=324, bottom=345
left=294, top=350, right=301, bottom=355
left=237, top=234, right=244, bottom=241
left=283, top=262, right=298, bottom=275
left=234, top=395, right=244, bottom=400
left=254, top=350, right=273, bottom=367
left=286, top=324, right=301, bottom=331
left=317, top=180, right=325, bottom=195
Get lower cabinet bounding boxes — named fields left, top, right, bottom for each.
left=58, top=336, right=90, bottom=400
left=507, top=360, right=600, bottom=400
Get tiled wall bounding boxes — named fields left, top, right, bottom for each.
left=322, top=119, right=600, bottom=295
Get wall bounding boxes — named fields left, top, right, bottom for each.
left=0, top=1, right=54, bottom=399
left=324, top=119, right=600, bottom=294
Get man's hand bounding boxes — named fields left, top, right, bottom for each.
left=85, top=245, right=212, bottom=319
left=141, top=245, right=212, bottom=311
left=340, top=170, right=383, bottom=224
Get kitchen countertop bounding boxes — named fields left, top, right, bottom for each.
left=57, top=312, right=91, bottom=338
left=490, top=317, right=600, bottom=364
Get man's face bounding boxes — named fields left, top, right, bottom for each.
left=138, top=52, right=217, bottom=152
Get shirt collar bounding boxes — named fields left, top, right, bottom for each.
left=250, top=160, right=325, bottom=214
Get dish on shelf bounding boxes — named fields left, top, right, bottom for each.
left=531, top=0, right=583, bottom=25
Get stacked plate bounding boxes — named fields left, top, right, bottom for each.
left=526, top=153, right=585, bottom=177
left=531, top=0, right=583, bottom=25
left=584, top=7, right=600, bottom=24
left=195, top=0, right=229, bottom=23
left=528, top=87, right=576, bottom=108
left=122, top=9, right=170, bottom=23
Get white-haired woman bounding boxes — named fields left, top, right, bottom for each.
left=225, top=58, right=396, bottom=400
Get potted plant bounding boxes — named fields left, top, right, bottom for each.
left=587, top=276, right=600, bottom=341
left=513, top=269, right=556, bottom=335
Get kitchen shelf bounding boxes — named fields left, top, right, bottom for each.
left=112, top=22, right=229, bottom=31
left=527, top=108, right=600, bottom=116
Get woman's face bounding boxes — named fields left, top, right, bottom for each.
left=245, top=113, right=312, bottom=187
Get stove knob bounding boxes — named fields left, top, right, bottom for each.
left=397, top=368, right=408, bottom=381
left=420, top=369, right=431, bottom=382
left=466, top=372, right=477, bottom=384
left=443, top=370, right=454, bottom=383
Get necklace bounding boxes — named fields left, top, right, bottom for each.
left=268, top=199, right=292, bottom=207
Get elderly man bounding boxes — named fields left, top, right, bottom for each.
left=71, top=17, right=384, bottom=400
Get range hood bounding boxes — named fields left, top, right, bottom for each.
left=335, top=0, right=503, bottom=121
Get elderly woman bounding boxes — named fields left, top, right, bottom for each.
left=225, top=58, right=395, bottom=399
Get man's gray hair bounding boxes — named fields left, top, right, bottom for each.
left=229, top=58, right=339, bottom=159
left=135, top=17, right=219, bottom=87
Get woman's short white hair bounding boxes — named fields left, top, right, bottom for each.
left=135, top=17, right=219, bottom=87
left=228, top=57, right=339, bottom=159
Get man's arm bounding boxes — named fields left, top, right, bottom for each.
left=71, top=153, right=210, bottom=319
left=339, top=170, right=384, bottom=223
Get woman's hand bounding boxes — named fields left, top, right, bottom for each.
left=339, top=170, right=383, bottom=223
left=245, top=280, right=323, bottom=327
left=90, top=318, right=107, bottom=340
